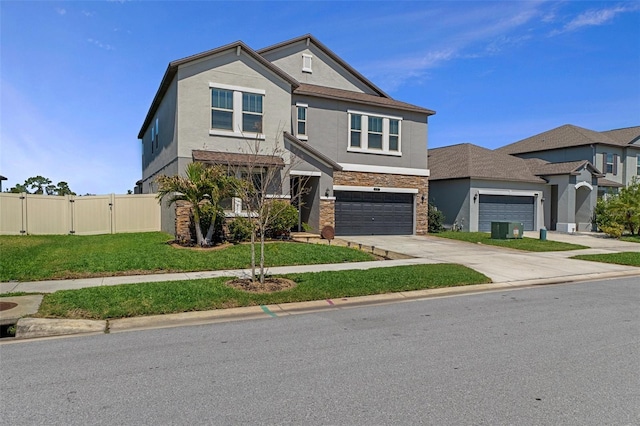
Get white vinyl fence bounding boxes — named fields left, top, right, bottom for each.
left=0, top=193, right=161, bottom=235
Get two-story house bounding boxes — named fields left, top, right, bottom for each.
left=137, top=35, right=435, bottom=237
left=429, top=124, right=639, bottom=234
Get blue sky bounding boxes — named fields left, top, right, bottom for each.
left=1, top=1, right=639, bottom=195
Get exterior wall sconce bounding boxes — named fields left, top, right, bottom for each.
left=473, top=192, right=478, bottom=203
left=325, top=188, right=329, bottom=197
left=421, top=194, right=425, bottom=204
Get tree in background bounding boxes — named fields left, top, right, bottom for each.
left=156, top=162, right=235, bottom=246
left=8, top=176, right=76, bottom=196
left=595, top=177, right=640, bottom=237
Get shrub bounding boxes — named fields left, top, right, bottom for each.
left=428, top=204, right=445, bottom=233
left=228, top=217, right=254, bottom=243
left=265, top=201, right=298, bottom=239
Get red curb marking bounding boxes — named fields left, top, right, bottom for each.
left=326, top=299, right=334, bottom=305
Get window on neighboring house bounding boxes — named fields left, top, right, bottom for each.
left=347, top=110, right=403, bottom=155
left=151, top=126, right=154, bottom=153
left=302, top=54, right=312, bottom=73
left=211, top=88, right=234, bottom=130
left=154, top=118, right=159, bottom=150
left=296, top=104, right=307, bottom=139
left=242, top=93, right=263, bottom=133
left=350, top=114, right=362, bottom=148
left=637, top=154, right=640, bottom=176
left=604, top=152, right=618, bottom=175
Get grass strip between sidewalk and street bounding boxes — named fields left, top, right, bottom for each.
left=571, top=252, right=640, bottom=267
left=35, top=264, right=491, bottom=320
left=432, top=231, right=588, bottom=252
left=0, top=232, right=375, bottom=282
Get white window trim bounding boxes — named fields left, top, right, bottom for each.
left=290, top=170, right=321, bottom=177
left=347, top=110, right=402, bottom=156
left=296, top=102, right=308, bottom=141
left=209, top=83, right=265, bottom=139
left=302, top=54, right=313, bottom=73
left=339, top=163, right=429, bottom=177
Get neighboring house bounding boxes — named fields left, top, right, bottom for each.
left=137, top=35, right=435, bottom=237
left=0, top=175, right=6, bottom=192
left=498, top=124, right=640, bottom=198
left=429, top=143, right=602, bottom=233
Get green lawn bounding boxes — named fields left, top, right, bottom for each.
left=432, top=231, right=587, bottom=252
left=36, top=264, right=491, bottom=319
left=621, top=235, right=640, bottom=243
left=572, top=252, right=640, bottom=267
left=0, top=233, right=375, bottom=282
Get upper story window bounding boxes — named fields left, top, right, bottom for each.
left=211, top=89, right=234, bottom=130
left=603, top=152, right=617, bottom=175
left=348, top=110, right=402, bottom=156
left=242, top=93, right=263, bottom=133
left=210, top=83, right=265, bottom=138
left=302, top=54, right=313, bottom=73
left=296, top=103, right=308, bottom=140
left=150, top=117, right=159, bottom=153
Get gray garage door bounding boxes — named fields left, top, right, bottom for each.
left=478, top=195, right=534, bottom=232
left=335, top=191, right=413, bottom=236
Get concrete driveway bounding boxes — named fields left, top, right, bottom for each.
left=341, top=232, right=640, bottom=284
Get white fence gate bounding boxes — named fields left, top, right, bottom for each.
left=0, top=193, right=161, bottom=235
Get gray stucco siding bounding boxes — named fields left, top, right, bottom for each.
left=261, top=42, right=376, bottom=95
left=296, top=96, right=427, bottom=170
left=175, top=51, right=293, bottom=160
left=141, top=77, right=179, bottom=190
left=428, top=179, right=471, bottom=230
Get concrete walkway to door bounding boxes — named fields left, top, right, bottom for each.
left=341, top=232, right=640, bottom=284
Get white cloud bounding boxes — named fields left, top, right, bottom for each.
left=550, top=3, right=640, bottom=35
left=82, top=10, right=95, bottom=17
left=56, top=8, right=66, bottom=15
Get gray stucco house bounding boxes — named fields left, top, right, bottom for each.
left=137, top=34, right=435, bottom=236
left=430, top=124, right=640, bottom=233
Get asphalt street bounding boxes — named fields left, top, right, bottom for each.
left=2, top=277, right=639, bottom=425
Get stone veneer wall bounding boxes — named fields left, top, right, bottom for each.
left=332, top=171, right=429, bottom=235
left=175, top=200, right=194, bottom=242
left=319, top=198, right=335, bottom=230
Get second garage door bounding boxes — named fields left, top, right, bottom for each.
left=478, top=195, right=535, bottom=232
left=335, top=191, right=414, bottom=236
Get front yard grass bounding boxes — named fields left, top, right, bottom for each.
left=572, top=252, right=640, bottom=267
left=433, top=231, right=587, bottom=252
left=0, top=232, right=375, bottom=282
left=36, top=264, right=491, bottom=320
left=620, top=235, right=640, bottom=243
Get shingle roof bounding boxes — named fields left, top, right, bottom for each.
left=525, top=159, right=602, bottom=176
left=428, top=143, right=546, bottom=183
left=601, top=126, right=640, bottom=145
left=497, top=124, right=640, bottom=155
left=598, top=178, right=625, bottom=188
left=192, top=150, right=285, bottom=168
left=294, top=84, right=435, bottom=115
left=283, top=132, right=342, bottom=171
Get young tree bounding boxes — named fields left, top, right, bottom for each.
left=230, top=136, right=309, bottom=284
left=156, top=162, right=235, bottom=246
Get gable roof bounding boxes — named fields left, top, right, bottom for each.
left=525, top=159, right=603, bottom=177
left=257, top=34, right=389, bottom=98
left=138, top=41, right=299, bottom=139
left=601, top=126, right=640, bottom=145
left=283, top=132, right=342, bottom=171
left=497, top=124, right=640, bottom=155
left=428, top=143, right=545, bottom=183
left=294, top=84, right=435, bottom=115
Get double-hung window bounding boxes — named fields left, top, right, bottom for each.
left=603, top=152, right=617, bottom=175
left=296, top=103, right=308, bottom=140
left=210, top=84, right=265, bottom=138
left=348, top=110, right=402, bottom=155
left=211, top=89, right=234, bottom=130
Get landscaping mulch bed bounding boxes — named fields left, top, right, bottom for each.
left=225, top=277, right=297, bottom=293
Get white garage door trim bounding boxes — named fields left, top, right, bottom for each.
left=334, top=185, right=419, bottom=194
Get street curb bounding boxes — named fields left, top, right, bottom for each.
left=7, top=269, right=640, bottom=340
left=15, top=318, right=106, bottom=339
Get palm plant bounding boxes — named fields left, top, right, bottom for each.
left=156, top=162, right=234, bottom=245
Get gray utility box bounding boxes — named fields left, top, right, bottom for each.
left=491, top=221, right=524, bottom=239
